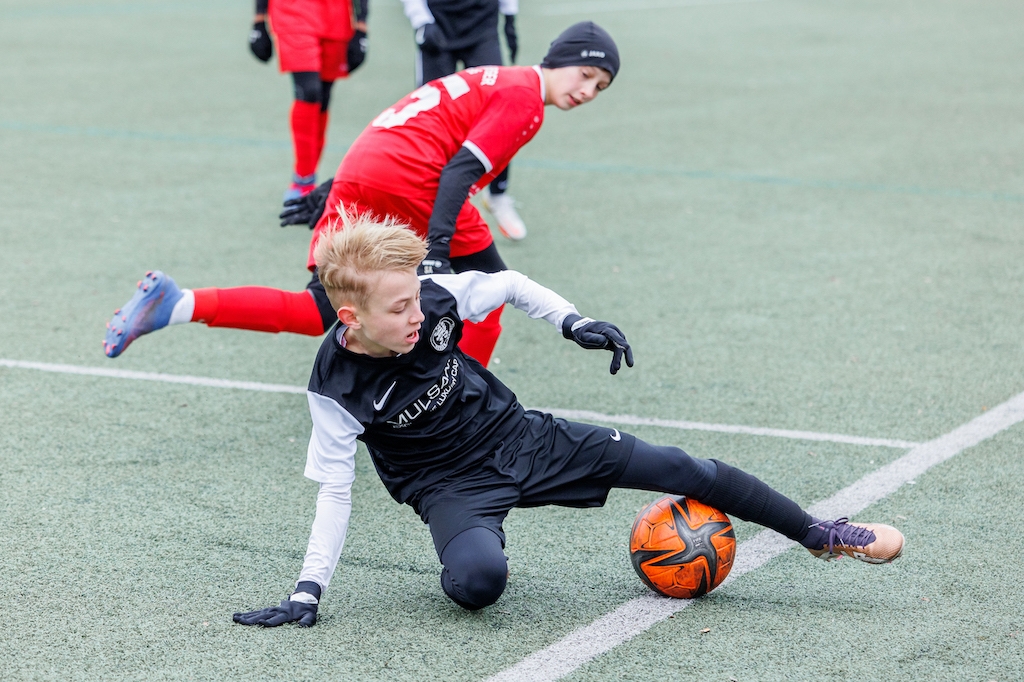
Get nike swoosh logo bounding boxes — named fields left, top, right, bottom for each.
left=610, top=429, right=621, bottom=441
left=373, top=381, right=397, bottom=411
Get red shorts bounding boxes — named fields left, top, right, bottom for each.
left=308, top=181, right=495, bottom=271
left=276, top=33, right=349, bottom=81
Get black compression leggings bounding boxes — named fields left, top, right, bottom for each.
left=616, top=440, right=813, bottom=542
left=438, top=438, right=814, bottom=610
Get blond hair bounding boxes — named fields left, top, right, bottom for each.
left=313, top=207, right=428, bottom=310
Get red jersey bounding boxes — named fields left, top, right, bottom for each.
left=336, top=65, right=546, bottom=200
left=269, top=0, right=353, bottom=42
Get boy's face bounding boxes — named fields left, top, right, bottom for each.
left=341, top=270, right=424, bottom=357
left=545, top=65, right=613, bottom=110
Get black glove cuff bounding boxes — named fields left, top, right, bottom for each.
left=294, top=580, right=322, bottom=601
left=562, top=314, right=583, bottom=339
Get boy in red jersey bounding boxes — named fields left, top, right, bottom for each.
left=104, top=23, right=618, bottom=367
left=248, top=0, right=369, bottom=202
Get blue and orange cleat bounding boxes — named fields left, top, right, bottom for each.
left=283, top=172, right=317, bottom=203
left=103, top=271, right=182, bottom=358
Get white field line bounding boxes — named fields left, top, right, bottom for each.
left=485, top=389, right=1024, bottom=682
left=540, top=0, right=770, bottom=17
left=541, top=407, right=919, bottom=449
left=0, top=358, right=306, bottom=394
left=0, top=358, right=917, bottom=448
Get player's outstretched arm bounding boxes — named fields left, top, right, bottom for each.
left=562, top=314, right=634, bottom=375
left=420, top=148, right=487, bottom=275
left=249, top=0, right=273, bottom=62
left=233, top=581, right=320, bottom=627
left=280, top=179, right=333, bottom=228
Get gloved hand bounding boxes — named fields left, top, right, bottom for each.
left=503, top=14, right=518, bottom=63
left=347, top=29, right=368, bottom=73
left=249, top=21, right=273, bottom=62
left=280, top=179, right=332, bottom=228
left=417, top=244, right=452, bottom=276
left=562, top=314, right=634, bottom=375
left=415, top=22, right=448, bottom=55
left=233, top=598, right=317, bottom=627
left=233, top=582, right=321, bottom=627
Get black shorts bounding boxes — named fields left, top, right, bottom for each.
left=415, top=410, right=636, bottom=557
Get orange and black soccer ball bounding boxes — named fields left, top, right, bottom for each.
left=629, top=496, right=737, bottom=599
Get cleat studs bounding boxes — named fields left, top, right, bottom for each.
left=137, top=281, right=142, bottom=287
left=145, top=270, right=153, bottom=277
left=122, top=316, right=127, bottom=322
left=142, top=285, right=149, bottom=292
left=114, top=308, right=121, bottom=314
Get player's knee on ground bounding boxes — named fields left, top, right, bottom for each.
left=439, top=527, right=508, bottom=610
left=615, top=441, right=718, bottom=499
left=292, top=71, right=322, bottom=104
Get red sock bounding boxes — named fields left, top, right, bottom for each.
left=291, top=100, right=322, bottom=178
left=192, top=287, right=327, bottom=335
left=459, top=306, right=503, bottom=367
left=316, top=110, right=329, bottom=164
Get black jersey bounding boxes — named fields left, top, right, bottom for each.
left=403, top=0, right=517, bottom=51
left=304, top=270, right=577, bottom=504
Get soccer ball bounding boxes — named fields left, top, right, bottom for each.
left=629, top=496, right=736, bottom=599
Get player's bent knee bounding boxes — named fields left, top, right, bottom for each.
left=442, top=559, right=507, bottom=610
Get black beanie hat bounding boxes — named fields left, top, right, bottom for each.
left=540, top=22, right=620, bottom=81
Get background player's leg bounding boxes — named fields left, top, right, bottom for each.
left=415, top=47, right=457, bottom=86
left=451, top=243, right=507, bottom=366
left=288, top=71, right=323, bottom=201
left=438, top=527, right=508, bottom=610
left=316, top=80, right=335, bottom=175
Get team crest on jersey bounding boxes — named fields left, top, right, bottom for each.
left=430, top=317, right=455, bottom=351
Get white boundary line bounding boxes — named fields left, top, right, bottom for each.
left=484, top=389, right=1024, bottom=682
left=541, top=408, right=919, bottom=449
left=540, top=0, right=770, bottom=17
left=0, top=358, right=918, bottom=448
left=0, top=358, right=306, bottom=394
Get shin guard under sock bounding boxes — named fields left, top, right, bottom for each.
left=291, top=100, right=323, bottom=178
left=191, top=287, right=327, bottom=335
left=703, top=460, right=813, bottom=543
left=459, top=305, right=503, bottom=367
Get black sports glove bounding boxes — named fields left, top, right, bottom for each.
left=417, top=244, right=452, bottom=276
left=347, top=29, right=367, bottom=73
left=562, top=314, right=634, bottom=375
left=249, top=21, right=273, bottom=62
left=503, top=14, right=518, bottom=63
left=415, top=22, right=447, bottom=55
left=233, top=582, right=320, bottom=627
left=280, top=179, right=332, bottom=228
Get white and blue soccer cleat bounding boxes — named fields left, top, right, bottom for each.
left=481, top=189, right=527, bottom=241
left=103, top=271, right=182, bottom=358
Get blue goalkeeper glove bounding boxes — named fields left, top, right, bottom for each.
left=562, top=314, right=634, bottom=375
left=233, top=581, right=320, bottom=627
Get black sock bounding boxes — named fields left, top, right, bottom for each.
left=703, top=460, right=814, bottom=543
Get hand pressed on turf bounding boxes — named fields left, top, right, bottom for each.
left=233, top=599, right=317, bottom=627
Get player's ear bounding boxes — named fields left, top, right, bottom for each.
left=337, top=306, right=360, bottom=329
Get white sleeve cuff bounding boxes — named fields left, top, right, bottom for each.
left=401, top=0, right=434, bottom=29
left=461, top=140, right=493, bottom=174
